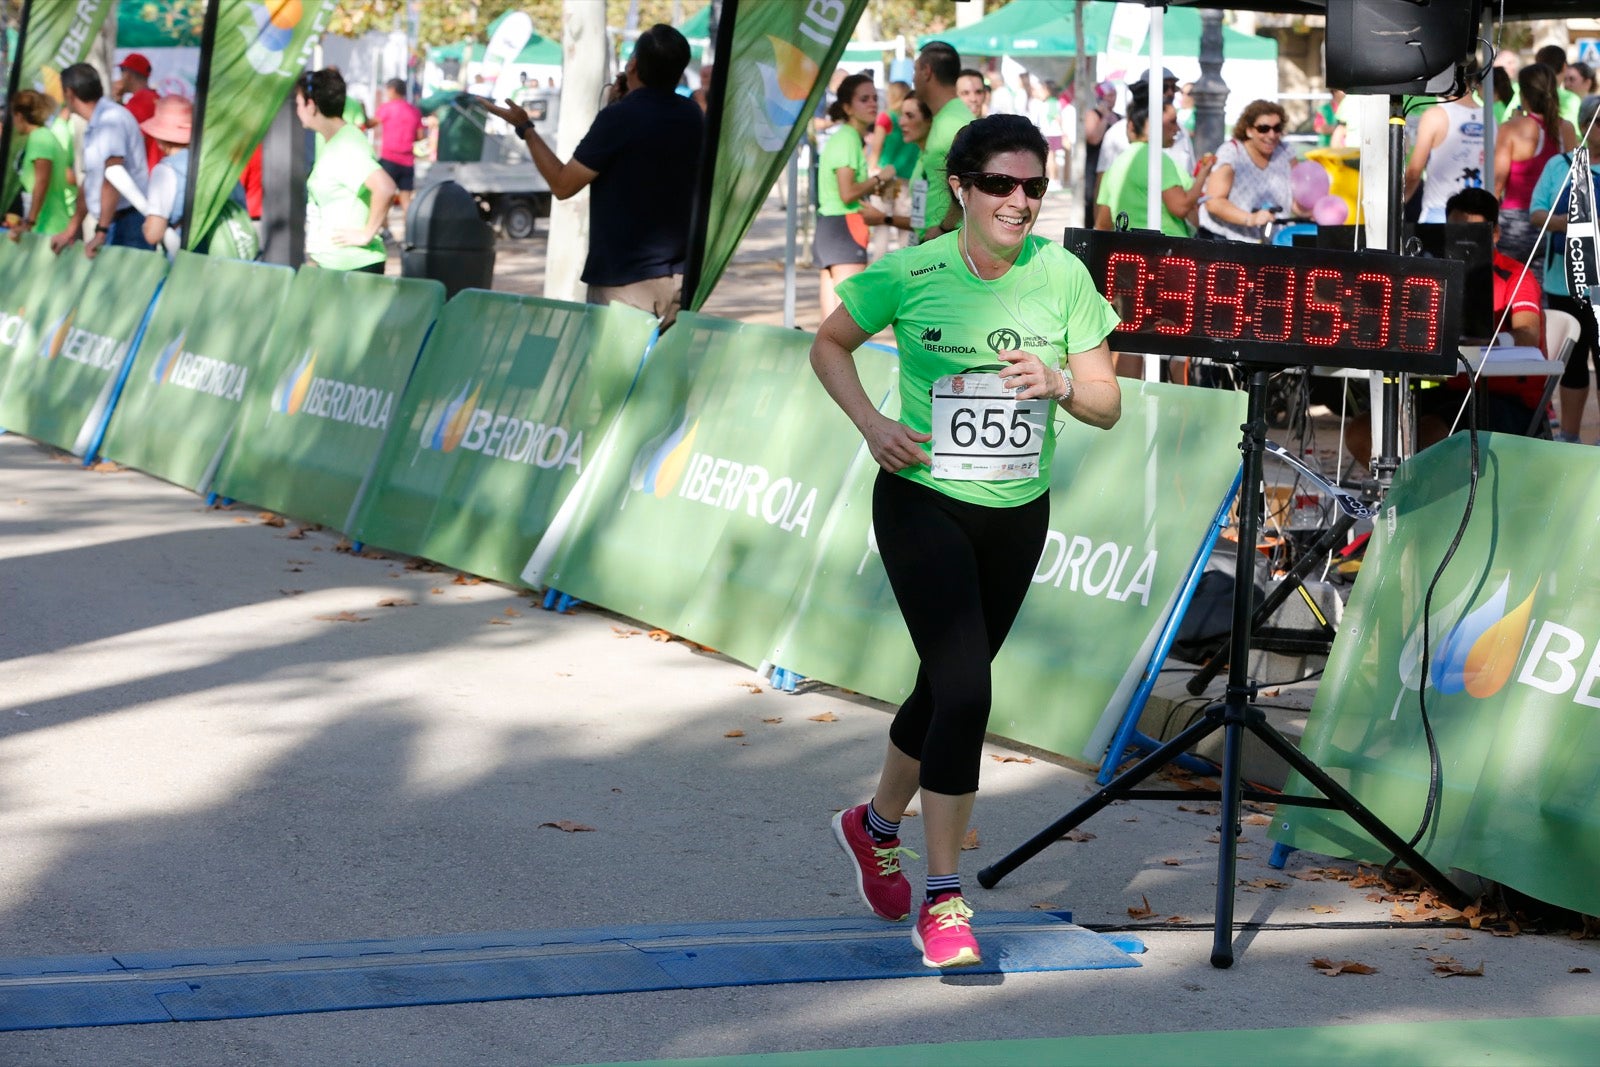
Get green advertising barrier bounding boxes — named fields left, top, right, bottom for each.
left=212, top=267, right=446, bottom=532
left=522, top=311, right=896, bottom=667
left=0, top=246, right=167, bottom=455
left=0, top=233, right=92, bottom=395
left=765, top=378, right=1246, bottom=761
left=1274, top=433, right=1600, bottom=917
left=349, top=291, right=656, bottom=583
left=99, top=252, right=294, bottom=492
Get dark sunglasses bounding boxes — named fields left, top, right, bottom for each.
left=962, top=172, right=1049, bottom=199
left=1253, top=122, right=1284, bottom=134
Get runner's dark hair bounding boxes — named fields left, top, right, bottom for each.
left=946, top=113, right=1047, bottom=181
left=1517, top=62, right=1561, bottom=136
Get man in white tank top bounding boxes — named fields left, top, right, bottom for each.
left=1404, top=89, right=1487, bottom=223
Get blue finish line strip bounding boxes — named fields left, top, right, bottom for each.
left=0, top=913, right=1142, bottom=1031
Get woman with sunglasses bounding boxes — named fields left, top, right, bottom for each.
left=810, top=114, right=1121, bottom=970
left=1199, top=100, right=1295, bottom=242
left=815, top=73, right=893, bottom=318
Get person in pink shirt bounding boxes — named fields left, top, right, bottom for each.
left=374, top=78, right=424, bottom=214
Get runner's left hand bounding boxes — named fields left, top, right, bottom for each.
left=996, top=349, right=1064, bottom=401
left=331, top=228, right=372, bottom=247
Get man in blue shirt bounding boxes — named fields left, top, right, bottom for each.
left=484, top=24, right=704, bottom=328
left=51, top=63, right=152, bottom=257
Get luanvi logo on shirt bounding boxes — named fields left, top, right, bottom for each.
left=921, top=327, right=943, bottom=342
left=910, top=261, right=947, bottom=277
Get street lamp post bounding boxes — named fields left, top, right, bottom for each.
left=1192, top=8, right=1228, bottom=156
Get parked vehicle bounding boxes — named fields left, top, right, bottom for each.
left=416, top=87, right=560, bottom=240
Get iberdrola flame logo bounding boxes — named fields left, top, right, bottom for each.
left=421, top=381, right=481, bottom=452
left=743, top=36, right=818, bottom=152
left=272, top=351, right=316, bottom=414
left=149, top=332, right=184, bottom=383
left=38, top=309, right=73, bottom=360
left=1391, top=574, right=1536, bottom=719
left=242, top=0, right=305, bottom=76
left=630, top=418, right=698, bottom=499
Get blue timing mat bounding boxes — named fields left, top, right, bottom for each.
left=0, top=912, right=1142, bottom=1031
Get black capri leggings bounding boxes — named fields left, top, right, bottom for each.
left=1551, top=293, right=1600, bottom=390
left=873, top=471, right=1051, bottom=795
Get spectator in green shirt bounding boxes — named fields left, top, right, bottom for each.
left=296, top=68, right=396, bottom=272
left=1094, top=99, right=1210, bottom=239
left=8, top=90, right=73, bottom=239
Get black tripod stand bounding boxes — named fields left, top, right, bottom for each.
left=978, top=366, right=1471, bottom=968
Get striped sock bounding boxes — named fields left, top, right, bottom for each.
left=863, top=803, right=900, bottom=843
left=926, top=873, right=961, bottom=902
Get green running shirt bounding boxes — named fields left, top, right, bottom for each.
left=818, top=125, right=866, bottom=216
left=837, top=231, right=1121, bottom=507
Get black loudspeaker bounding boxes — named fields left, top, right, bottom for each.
left=1326, top=0, right=1482, bottom=95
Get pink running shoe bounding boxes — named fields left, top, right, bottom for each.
left=912, top=892, right=981, bottom=968
left=832, top=804, right=916, bottom=921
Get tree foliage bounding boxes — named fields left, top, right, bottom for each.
left=327, top=0, right=714, bottom=49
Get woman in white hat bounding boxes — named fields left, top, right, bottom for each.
left=140, top=94, right=192, bottom=252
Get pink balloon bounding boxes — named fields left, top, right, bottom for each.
left=1291, top=161, right=1331, bottom=211
left=1312, top=194, right=1349, bottom=226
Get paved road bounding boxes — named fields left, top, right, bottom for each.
left=2, top=429, right=1597, bottom=1063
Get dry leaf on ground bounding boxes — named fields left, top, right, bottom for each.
left=762, top=717, right=782, bottom=724
left=647, top=629, right=673, bottom=642
left=452, top=574, right=483, bottom=586
left=1571, top=967, right=1591, bottom=974
left=1242, top=877, right=1288, bottom=890
left=735, top=682, right=763, bottom=694
left=1308, top=904, right=1339, bottom=914
left=278, top=589, right=304, bottom=596
left=1127, top=895, right=1156, bottom=920
left=1311, top=958, right=1378, bottom=976
left=960, top=828, right=980, bottom=850
left=808, top=711, right=839, bottom=723
left=376, top=597, right=413, bottom=608
left=258, top=512, right=286, bottom=527
left=285, top=525, right=310, bottom=539
left=1162, top=858, right=1183, bottom=866
left=1445, top=930, right=1471, bottom=940
left=991, top=755, right=1035, bottom=764
left=1244, top=813, right=1272, bottom=826
left=723, top=730, right=745, bottom=738
left=314, top=611, right=368, bottom=623
left=1030, top=901, right=1058, bottom=910
left=503, top=607, right=521, bottom=617
left=538, top=820, right=597, bottom=833
left=233, top=517, right=250, bottom=524
left=611, top=626, right=641, bottom=638
left=488, top=618, right=511, bottom=625
left=1432, top=959, right=1485, bottom=977
left=1061, top=830, right=1096, bottom=843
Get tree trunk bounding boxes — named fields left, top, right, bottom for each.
left=544, top=1, right=609, bottom=303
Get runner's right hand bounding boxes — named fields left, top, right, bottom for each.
left=862, top=413, right=932, bottom=472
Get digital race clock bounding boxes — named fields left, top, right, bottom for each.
left=1061, top=228, right=1464, bottom=374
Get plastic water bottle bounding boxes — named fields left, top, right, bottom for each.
left=1290, top=446, right=1326, bottom=529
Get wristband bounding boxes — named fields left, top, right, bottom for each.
left=514, top=120, right=534, bottom=138
left=95, top=224, right=111, bottom=234
left=1055, top=372, right=1074, bottom=406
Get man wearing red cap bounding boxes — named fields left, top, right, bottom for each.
left=116, top=52, right=162, bottom=173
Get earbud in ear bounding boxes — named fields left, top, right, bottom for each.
left=957, top=189, right=966, bottom=208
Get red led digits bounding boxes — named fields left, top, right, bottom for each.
left=1105, top=252, right=1150, bottom=332
left=1203, top=261, right=1248, bottom=338
left=1155, top=257, right=1197, bottom=335
left=1253, top=266, right=1295, bottom=342
left=1397, top=277, right=1443, bottom=351
left=1302, top=269, right=1344, bottom=345
left=1349, top=271, right=1393, bottom=349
